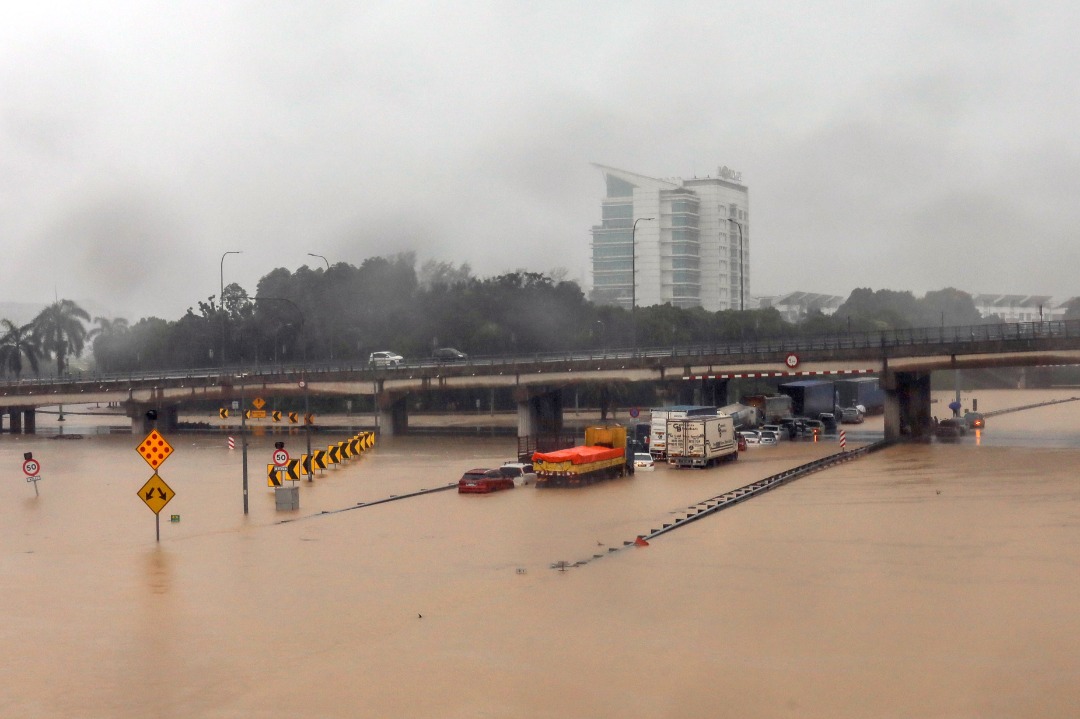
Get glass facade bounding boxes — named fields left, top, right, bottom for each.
left=592, top=167, right=747, bottom=311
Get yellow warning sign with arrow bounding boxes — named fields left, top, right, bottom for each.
left=137, top=474, right=175, bottom=515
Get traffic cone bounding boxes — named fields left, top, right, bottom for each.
left=634, top=536, right=649, bottom=547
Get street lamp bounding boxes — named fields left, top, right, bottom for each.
left=727, top=219, right=745, bottom=311
left=307, top=253, right=330, bottom=270
left=220, top=250, right=242, bottom=366
left=630, top=216, right=654, bottom=349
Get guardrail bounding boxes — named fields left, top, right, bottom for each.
left=3, top=318, right=1079, bottom=390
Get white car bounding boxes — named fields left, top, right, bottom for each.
left=499, top=462, right=537, bottom=486
left=740, top=431, right=762, bottom=446
left=633, top=452, right=655, bottom=470
left=368, top=351, right=404, bottom=368
left=758, top=430, right=778, bottom=446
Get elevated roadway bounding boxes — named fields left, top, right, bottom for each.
left=2, top=319, right=1079, bottom=438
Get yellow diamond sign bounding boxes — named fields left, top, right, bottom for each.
left=252, top=397, right=266, bottom=410
left=136, top=429, right=174, bottom=470
left=137, top=474, right=175, bottom=515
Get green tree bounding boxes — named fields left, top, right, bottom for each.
left=89, top=317, right=130, bottom=373
left=0, top=319, right=42, bottom=378
left=33, top=299, right=90, bottom=375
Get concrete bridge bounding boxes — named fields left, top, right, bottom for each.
left=2, top=319, right=1078, bottom=440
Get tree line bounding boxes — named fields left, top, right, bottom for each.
left=1, top=252, right=1065, bottom=379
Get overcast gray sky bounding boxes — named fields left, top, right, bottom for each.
left=2, top=1, right=1077, bottom=321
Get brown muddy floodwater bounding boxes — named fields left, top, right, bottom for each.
left=2, top=389, right=1079, bottom=718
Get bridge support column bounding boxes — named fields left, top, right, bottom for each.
left=9, top=409, right=23, bottom=434
left=23, top=409, right=36, bottom=434
left=700, top=378, right=729, bottom=408
left=514, top=387, right=563, bottom=438
left=127, top=404, right=180, bottom=435
left=883, top=371, right=933, bottom=440
left=376, top=394, right=409, bottom=437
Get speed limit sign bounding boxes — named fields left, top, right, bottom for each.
left=272, top=448, right=290, bottom=467
left=784, top=352, right=800, bottom=369
left=22, top=458, right=41, bottom=477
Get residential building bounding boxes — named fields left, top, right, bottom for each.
left=758, top=292, right=845, bottom=323
left=973, top=294, right=1054, bottom=321
left=590, top=164, right=749, bottom=311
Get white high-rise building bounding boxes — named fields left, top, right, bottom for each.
left=590, top=164, right=749, bottom=311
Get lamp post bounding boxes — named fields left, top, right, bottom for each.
left=630, top=216, right=654, bottom=349
left=255, top=296, right=313, bottom=480
left=727, top=219, right=744, bottom=311
left=220, top=250, right=242, bottom=367
left=307, top=253, right=332, bottom=360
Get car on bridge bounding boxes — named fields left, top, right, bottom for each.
left=433, top=347, right=468, bottom=363
left=369, top=351, right=404, bottom=368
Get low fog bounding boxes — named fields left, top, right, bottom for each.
left=2, top=1, right=1079, bottom=321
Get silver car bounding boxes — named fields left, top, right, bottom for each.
left=368, top=351, right=404, bottom=368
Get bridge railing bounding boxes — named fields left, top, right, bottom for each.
left=2, top=319, right=1078, bottom=389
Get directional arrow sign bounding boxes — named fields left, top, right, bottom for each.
left=305, top=413, right=315, bottom=425
left=219, top=408, right=229, bottom=419
left=288, top=412, right=298, bottom=424
left=312, top=450, right=327, bottom=470
left=301, top=454, right=312, bottom=475
left=327, top=445, right=340, bottom=464
left=137, top=474, right=175, bottom=514
left=267, top=464, right=282, bottom=487
left=272, top=410, right=282, bottom=422
left=285, top=458, right=300, bottom=481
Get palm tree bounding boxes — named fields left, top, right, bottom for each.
left=33, top=299, right=90, bottom=375
left=89, top=316, right=130, bottom=373
left=0, top=319, right=42, bottom=378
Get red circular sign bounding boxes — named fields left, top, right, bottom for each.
left=273, top=449, right=290, bottom=467
left=23, top=458, right=41, bottom=476
left=785, top=352, right=800, bottom=369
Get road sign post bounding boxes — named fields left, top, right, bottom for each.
left=22, top=455, right=43, bottom=496
left=136, top=430, right=176, bottom=541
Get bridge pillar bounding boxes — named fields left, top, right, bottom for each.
left=376, top=394, right=409, bottom=437
left=514, top=387, right=563, bottom=438
left=23, top=409, right=36, bottom=434
left=700, top=378, right=729, bottom=407
left=883, top=371, right=933, bottom=440
left=127, top=404, right=180, bottom=435
left=9, top=409, right=23, bottom=434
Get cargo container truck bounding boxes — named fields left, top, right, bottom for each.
left=740, top=394, right=794, bottom=424
left=778, top=380, right=836, bottom=419
left=533, top=425, right=630, bottom=488
left=666, top=414, right=739, bottom=468
left=835, top=377, right=885, bottom=415
left=719, top=403, right=759, bottom=430
left=648, top=405, right=717, bottom=459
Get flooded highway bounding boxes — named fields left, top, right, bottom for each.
left=2, top=389, right=1079, bottom=718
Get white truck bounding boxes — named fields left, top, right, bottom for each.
left=649, top=405, right=717, bottom=460
left=666, top=414, right=739, bottom=468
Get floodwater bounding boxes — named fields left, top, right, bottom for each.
left=2, top=389, right=1079, bottom=718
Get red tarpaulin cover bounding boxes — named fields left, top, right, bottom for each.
left=532, top=446, right=623, bottom=465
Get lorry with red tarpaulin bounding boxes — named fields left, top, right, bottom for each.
left=532, top=425, right=630, bottom=488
